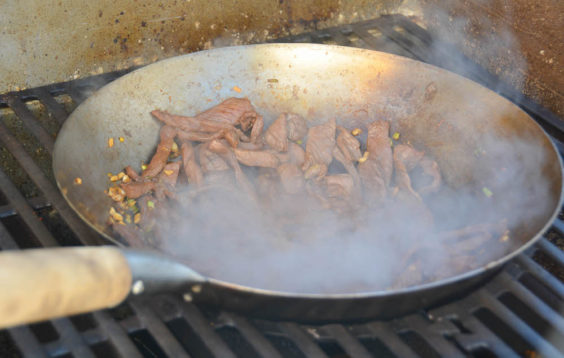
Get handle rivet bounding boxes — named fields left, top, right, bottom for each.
left=191, top=285, right=202, bottom=293
left=132, top=280, right=144, bottom=295
left=183, top=293, right=193, bottom=302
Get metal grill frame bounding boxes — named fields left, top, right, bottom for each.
left=1, top=14, right=564, bottom=358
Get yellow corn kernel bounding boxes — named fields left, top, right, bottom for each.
left=117, top=172, right=125, bottom=179
left=122, top=175, right=131, bottom=183
left=134, top=213, right=141, bottom=224
left=112, top=212, right=123, bottom=222
left=108, top=186, right=126, bottom=202
left=119, top=136, right=125, bottom=142
left=171, top=141, right=179, bottom=153
left=164, top=169, right=174, bottom=176
left=233, top=85, right=242, bottom=93
left=108, top=137, right=114, bottom=148
left=109, top=207, right=117, bottom=215
left=74, top=177, right=82, bottom=185
left=358, top=151, right=369, bottom=163
left=351, top=128, right=362, bottom=136
left=392, top=132, right=400, bottom=140
left=110, top=175, right=119, bottom=182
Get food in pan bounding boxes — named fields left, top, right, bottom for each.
left=106, top=97, right=509, bottom=290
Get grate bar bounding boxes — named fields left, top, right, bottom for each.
left=323, top=325, right=373, bottom=358
left=0, top=121, right=101, bottom=245
left=515, top=255, right=564, bottom=300
left=279, top=323, right=329, bottom=358
left=488, top=272, right=564, bottom=337
left=129, top=300, right=192, bottom=358
left=364, top=322, right=418, bottom=358
left=221, top=313, right=283, bottom=358
left=32, top=87, right=68, bottom=126
left=175, top=300, right=237, bottom=358
left=91, top=311, right=143, bottom=358
left=476, top=290, right=561, bottom=357
left=5, top=97, right=55, bottom=154
left=400, top=315, right=465, bottom=357
left=50, top=318, right=97, bottom=358
left=454, top=316, right=519, bottom=357
left=8, top=326, right=48, bottom=357
left=0, top=195, right=51, bottom=219
left=0, top=166, right=58, bottom=247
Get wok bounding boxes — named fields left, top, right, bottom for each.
left=0, top=44, right=562, bottom=328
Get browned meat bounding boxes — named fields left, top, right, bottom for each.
left=208, top=139, right=256, bottom=199
left=158, top=161, right=181, bottom=187
left=151, top=109, right=249, bottom=142
left=418, top=157, right=442, bottom=195
left=257, top=168, right=280, bottom=203
left=277, top=163, right=305, bottom=194
left=332, top=146, right=361, bottom=189
left=176, top=129, right=224, bottom=143
left=336, top=126, right=361, bottom=162
left=250, top=115, right=264, bottom=143
left=195, top=97, right=257, bottom=129
left=304, top=163, right=328, bottom=181
left=199, top=144, right=230, bottom=172
left=237, top=141, right=264, bottom=150
left=302, top=118, right=336, bottom=171
left=125, top=165, right=141, bottom=182
left=142, top=125, right=176, bottom=178
left=180, top=141, right=204, bottom=186
left=286, top=113, right=308, bottom=142
left=120, top=181, right=156, bottom=199
left=358, top=157, right=387, bottom=201
left=288, top=142, right=305, bottom=166
left=365, top=120, right=393, bottom=186
left=264, top=114, right=288, bottom=152
left=325, top=174, right=354, bottom=198
left=393, top=144, right=424, bottom=201
left=234, top=148, right=280, bottom=168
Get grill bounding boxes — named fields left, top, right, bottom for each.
left=1, top=14, right=564, bottom=358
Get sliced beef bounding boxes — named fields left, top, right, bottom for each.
left=250, top=115, right=264, bottom=143
left=234, top=148, right=280, bottom=168
left=325, top=174, right=354, bottom=199
left=125, top=165, right=141, bottom=182
left=199, top=143, right=230, bottom=173
left=288, top=142, right=305, bottom=166
left=208, top=139, right=256, bottom=199
left=336, top=126, right=361, bottom=162
left=393, top=144, right=424, bottom=201
left=180, top=141, right=204, bottom=186
left=286, top=113, right=308, bottom=142
left=277, top=163, right=305, bottom=194
left=195, top=97, right=257, bottom=129
left=302, top=118, right=336, bottom=171
left=417, top=157, right=442, bottom=195
left=142, top=125, right=176, bottom=178
left=365, top=120, right=393, bottom=186
left=158, top=161, right=181, bottom=187
left=120, top=181, right=156, bottom=199
left=264, top=114, right=288, bottom=152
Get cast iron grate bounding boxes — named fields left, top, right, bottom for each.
left=1, top=14, right=563, bottom=358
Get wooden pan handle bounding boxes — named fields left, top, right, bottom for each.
left=0, top=246, right=132, bottom=329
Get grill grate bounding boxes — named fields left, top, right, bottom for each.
left=1, top=14, right=564, bottom=358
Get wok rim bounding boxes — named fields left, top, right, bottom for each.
left=53, top=43, right=564, bottom=299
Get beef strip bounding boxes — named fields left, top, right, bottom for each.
left=366, top=120, right=393, bottom=186
left=234, top=148, right=280, bottom=168
left=277, top=163, right=305, bottom=194
left=199, top=143, right=230, bottom=173
left=393, top=144, right=424, bottom=201
left=418, top=157, right=442, bottom=195
left=286, top=113, right=308, bottom=142
left=208, top=139, right=256, bottom=199
left=264, top=114, right=288, bottom=152
left=336, top=126, right=362, bottom=162
left=332, top=146, right=361, bottom=189
left=112, top=222, right=145, bottom=248
left=250, top=115, right=264, bottom=143
left=142, top=125, right=176, bottom=178
left=195, top=97, right=257, bottom=129
left=151, top=110, right=249, bottom=142
left=304, top=163, right=328, bottom=181
left=158, top=162, right=181, bottom=187
left=358, top=157, right=387, bottom=201
left=125, top=165, right=141, bottom=182
left=302, top=118, right=336, bottom=171
left=120, top=181, right=156, bottom=199
left=325, top=174, right=354, bottom=198
left=180, top=141, right=204, bottom=186
left=288, top=142, right=305, bottom=166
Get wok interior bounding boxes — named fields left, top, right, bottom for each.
left=53, top=44, right=562, bottom=293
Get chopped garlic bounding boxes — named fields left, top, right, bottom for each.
left=74, top=177, right=82, bottom=185
left=351, top=128, right=362, bottom=136
left=108, top=137, right=114, bottom=148
left=358, top=151, right=369, bottom=163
